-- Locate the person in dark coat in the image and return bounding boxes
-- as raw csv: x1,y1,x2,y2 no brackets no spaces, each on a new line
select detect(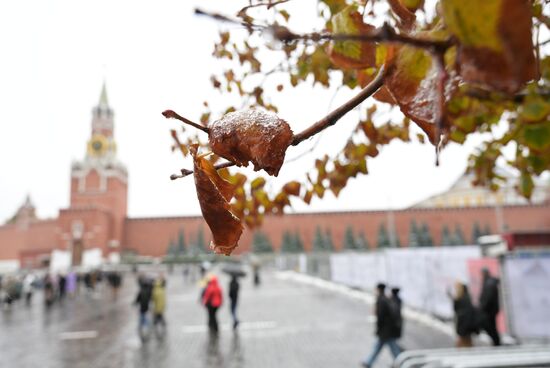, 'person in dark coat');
479,268,501,346
362,283,402,368
58,274,66,301
229,276,240,330
43,274,55,307
134,276,153,335
389,287,403,340
450,282,478,347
